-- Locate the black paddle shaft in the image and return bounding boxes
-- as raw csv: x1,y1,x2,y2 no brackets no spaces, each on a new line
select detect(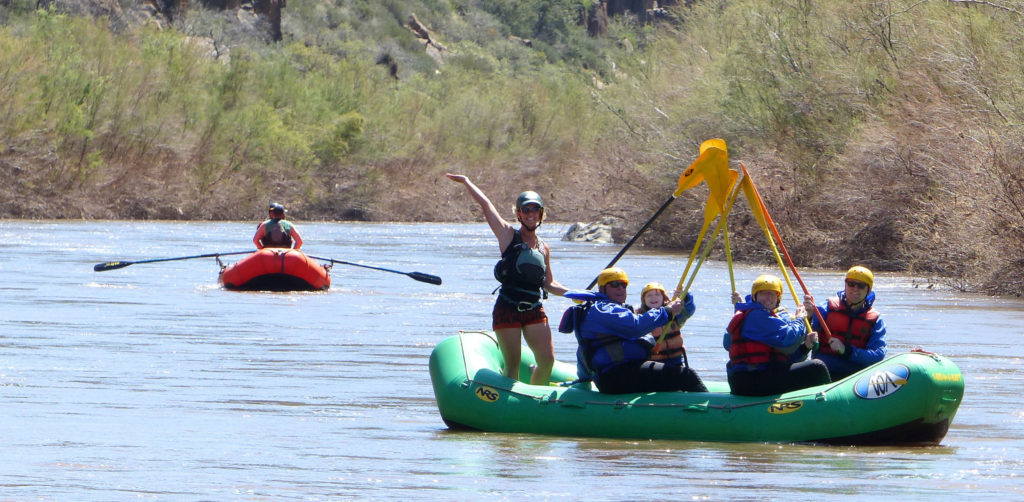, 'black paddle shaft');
305,255,442,286
93,251,254,272
585,195,677,289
